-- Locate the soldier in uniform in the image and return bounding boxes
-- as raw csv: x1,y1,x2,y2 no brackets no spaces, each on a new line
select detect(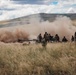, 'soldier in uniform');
55,34,60,42
74,32,76,42
71,35,74,42
62,36,68,42
42,32,49,48
49,34,52,42
44,32,48,42
37,33,42,43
